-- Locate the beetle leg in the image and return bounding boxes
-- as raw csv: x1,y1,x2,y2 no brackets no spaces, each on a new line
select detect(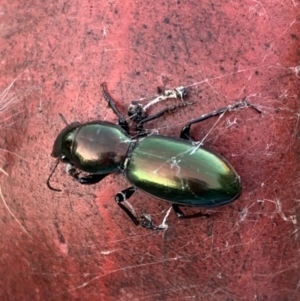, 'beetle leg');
127,101,148,123
115,186,136,202
136,102,192,137
115,187,140,226
128,86,187,123
115,187,168,230
172,204,185,218
139,215,168,231
101,82,130,134
180,100,261,140
67,164,109,184
75,174,109,185
172,204,210,219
